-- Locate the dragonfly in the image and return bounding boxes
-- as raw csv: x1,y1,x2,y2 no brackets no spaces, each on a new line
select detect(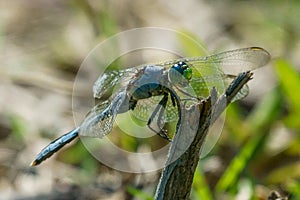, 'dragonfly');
31,47,270,166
